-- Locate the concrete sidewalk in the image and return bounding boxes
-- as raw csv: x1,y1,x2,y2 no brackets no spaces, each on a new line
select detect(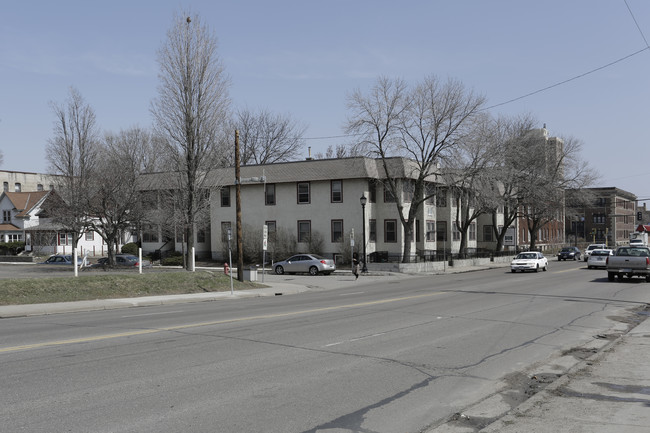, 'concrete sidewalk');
426,309,650,433
479,314,650,433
